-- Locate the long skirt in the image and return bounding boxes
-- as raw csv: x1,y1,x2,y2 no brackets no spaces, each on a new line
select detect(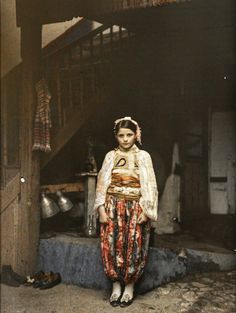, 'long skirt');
100,194,151,284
